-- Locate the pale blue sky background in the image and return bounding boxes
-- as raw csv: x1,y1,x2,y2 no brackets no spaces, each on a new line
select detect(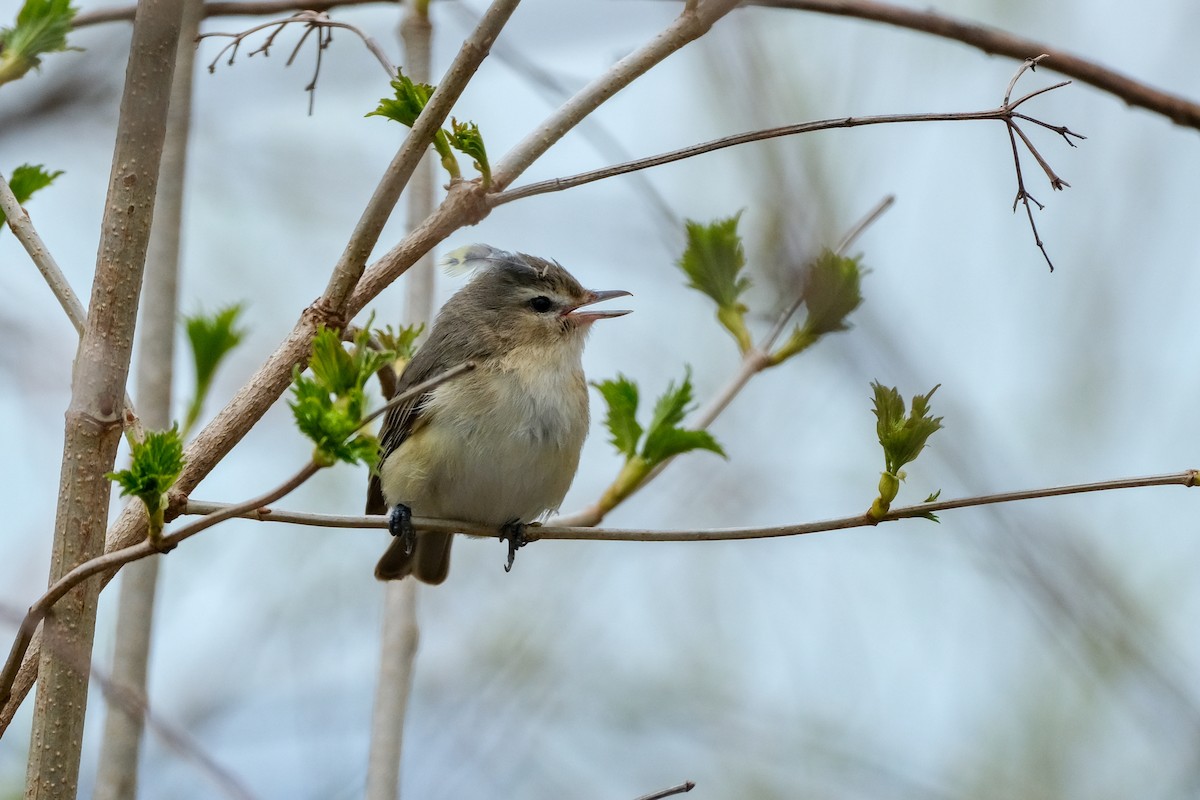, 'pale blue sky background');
1,0,1199,797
